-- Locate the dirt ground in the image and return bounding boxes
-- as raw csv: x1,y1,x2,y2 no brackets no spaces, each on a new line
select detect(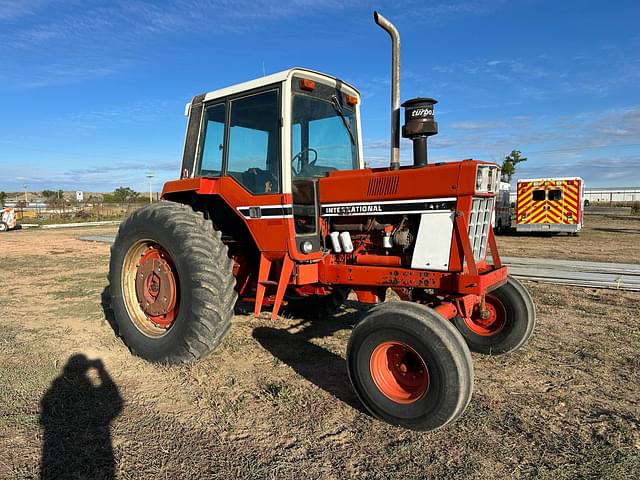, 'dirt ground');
496,214,640,264
0,222,638,479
